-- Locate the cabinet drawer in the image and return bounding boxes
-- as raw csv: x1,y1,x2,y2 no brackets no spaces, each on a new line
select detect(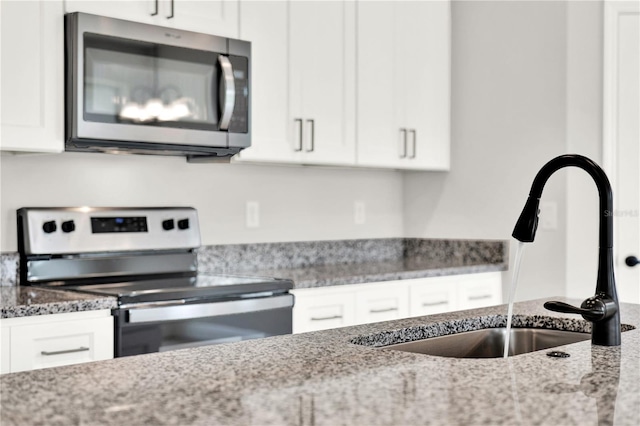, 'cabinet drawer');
355,286,409,325
409,278,457,316
292,291,356,333
457,273,502,310
9,316,113,373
